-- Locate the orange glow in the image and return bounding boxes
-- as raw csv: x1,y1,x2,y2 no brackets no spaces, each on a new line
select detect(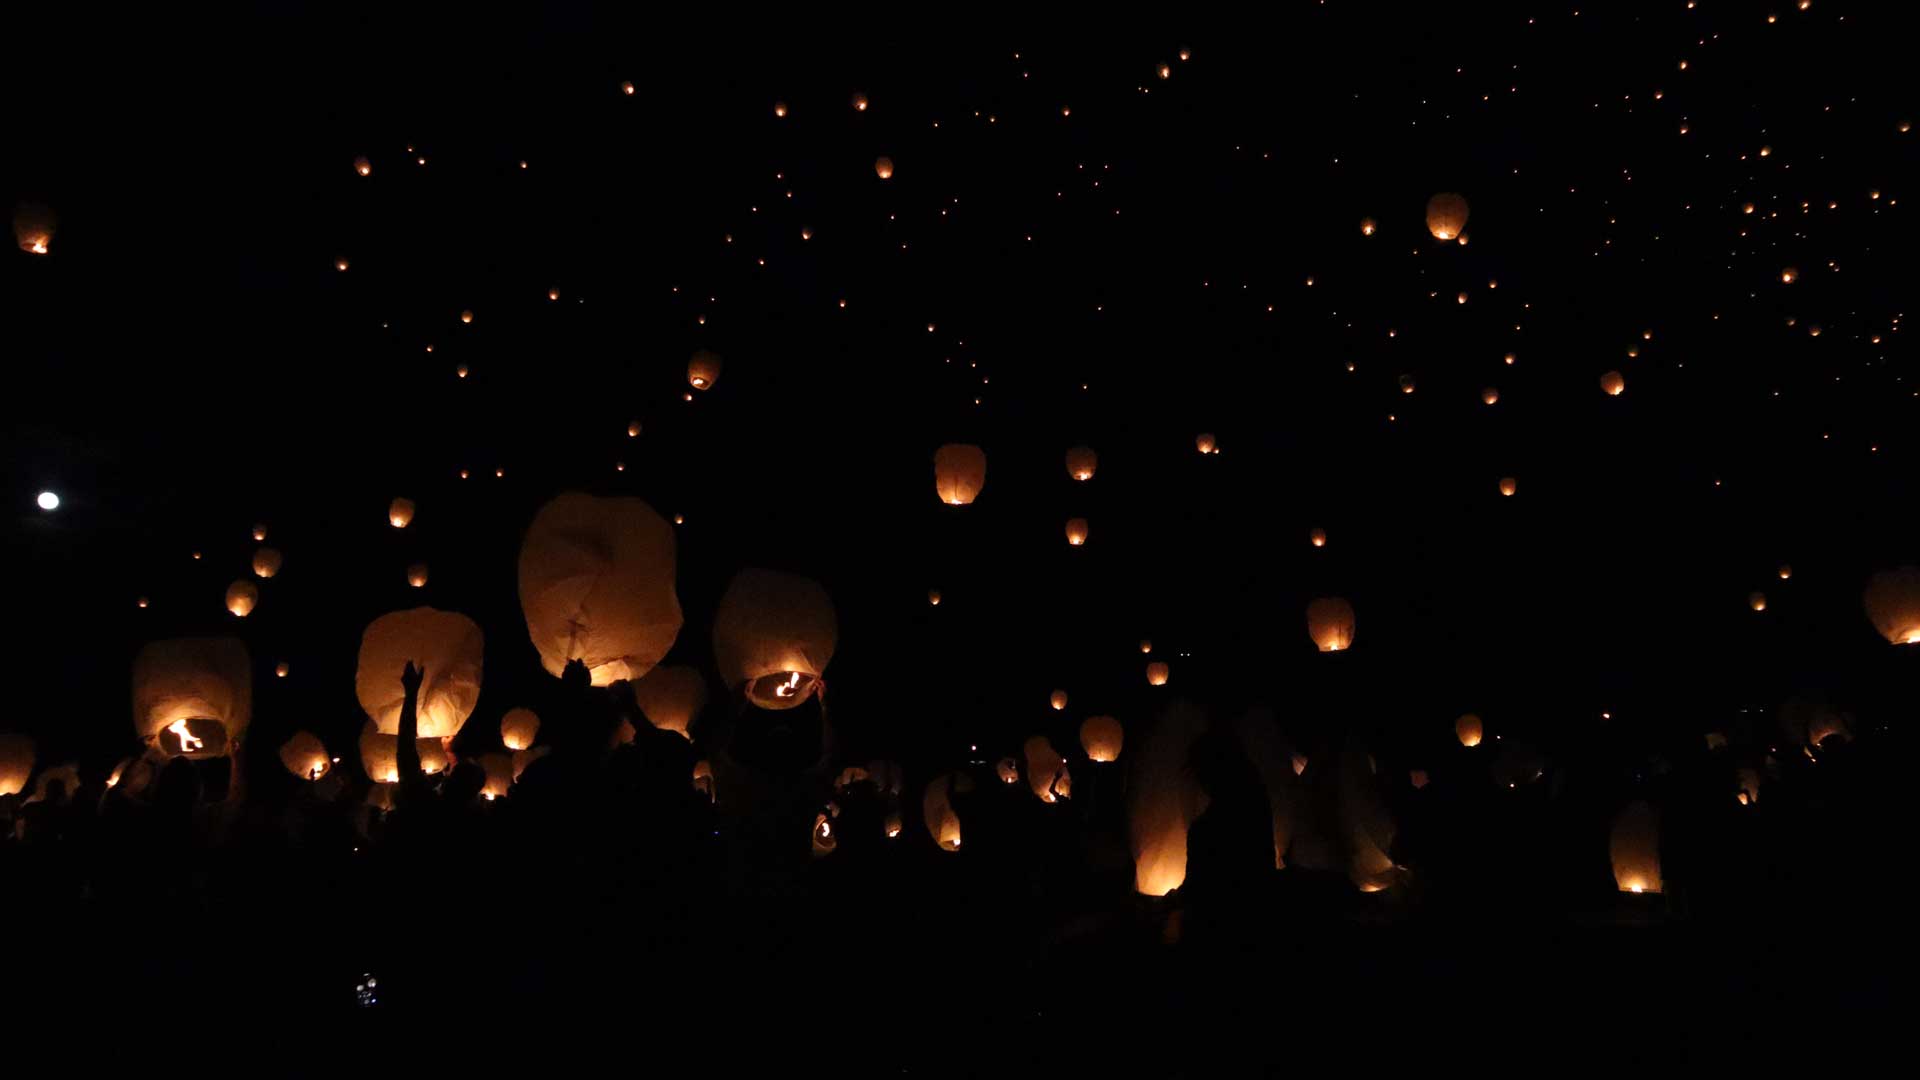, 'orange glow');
388,497,415,528
334,257,349,272
852,93,868,111
1498,477,1517,497
1139,639,1152,654
1146,661,1170,686
1310,528,1326,548
773,101,788,117
874,156,894,180
1195,433,1217,454
354,156,371,177
1360,218,1376,236
1050,690,1067,711
1482,387,1500,405
1749,591,1767,612
1455,713,1484,747
1065,517,1089,546
1306,597,1355,652
168,719,204,754
1600,370,1625,396
927,589,941,606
